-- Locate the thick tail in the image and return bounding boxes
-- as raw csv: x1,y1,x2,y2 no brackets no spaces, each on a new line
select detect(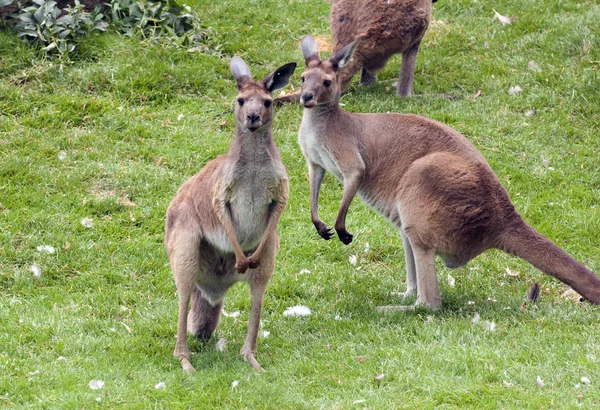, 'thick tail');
497,221,600,304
